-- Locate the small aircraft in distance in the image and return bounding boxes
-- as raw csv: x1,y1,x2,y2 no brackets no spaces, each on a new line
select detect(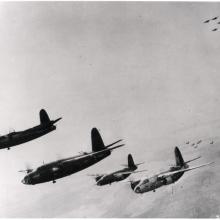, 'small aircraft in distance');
21,128,124,185
197,140,202,145
185,141,190,144
210,141,214,144
0,109,62,150
203,16,218,23
130,147,213,194
203,19,210,23
90,154,146,186
212,16,218,20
